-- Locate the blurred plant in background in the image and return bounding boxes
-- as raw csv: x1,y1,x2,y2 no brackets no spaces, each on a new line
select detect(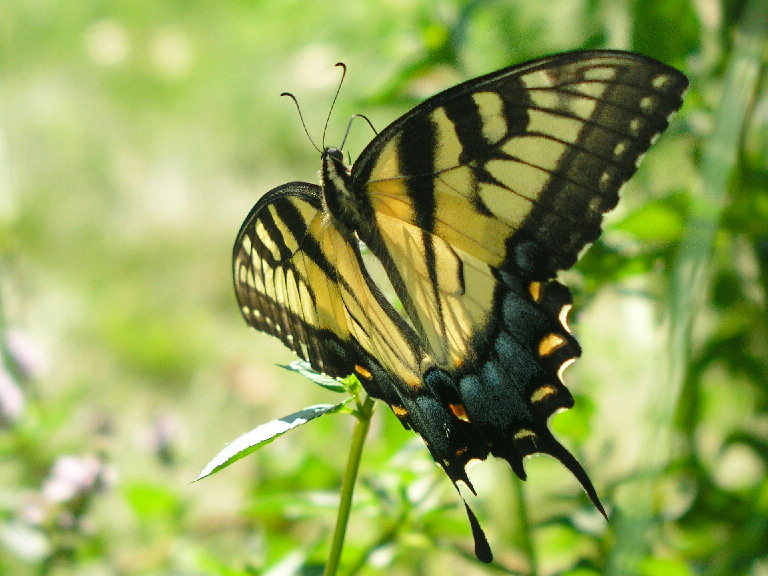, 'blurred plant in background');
1,0,767,574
